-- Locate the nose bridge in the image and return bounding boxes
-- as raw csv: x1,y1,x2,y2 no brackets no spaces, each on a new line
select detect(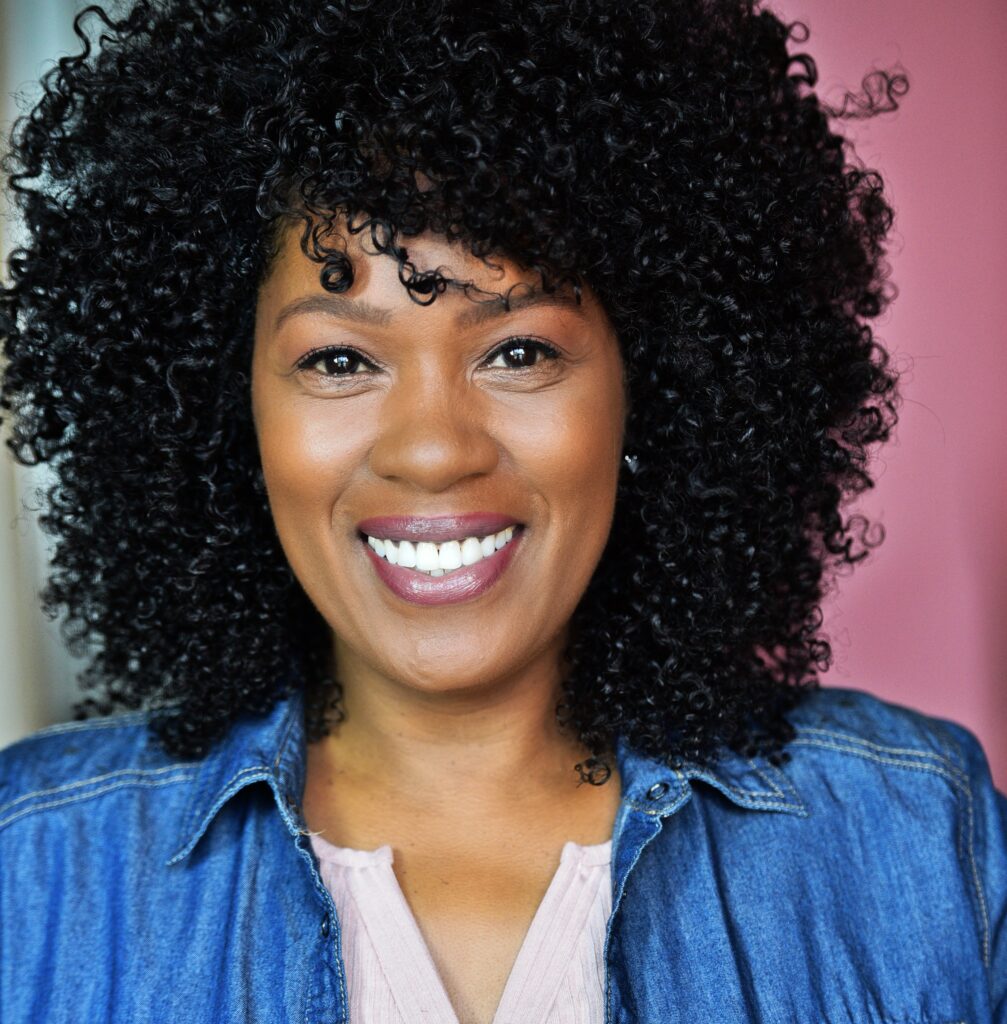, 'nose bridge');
369,359,498,491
